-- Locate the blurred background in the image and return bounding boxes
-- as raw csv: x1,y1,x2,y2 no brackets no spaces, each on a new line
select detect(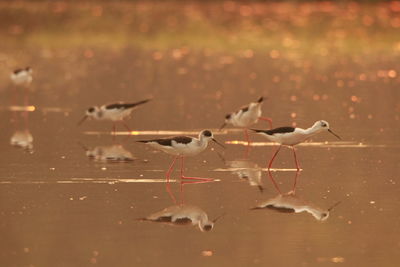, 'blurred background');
0,1,399,267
